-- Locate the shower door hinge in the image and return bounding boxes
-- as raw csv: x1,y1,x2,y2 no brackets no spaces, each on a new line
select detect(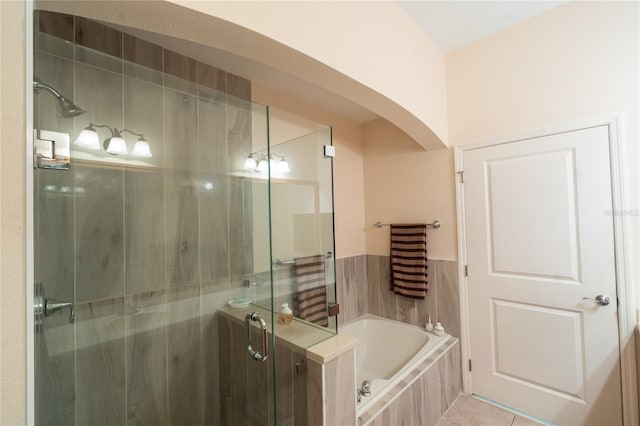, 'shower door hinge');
468,359,472,371
464,265,468,277
327,302,340,317
34,129,71,170
457,170,464,183
324,145,336,158
295,359,307,376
